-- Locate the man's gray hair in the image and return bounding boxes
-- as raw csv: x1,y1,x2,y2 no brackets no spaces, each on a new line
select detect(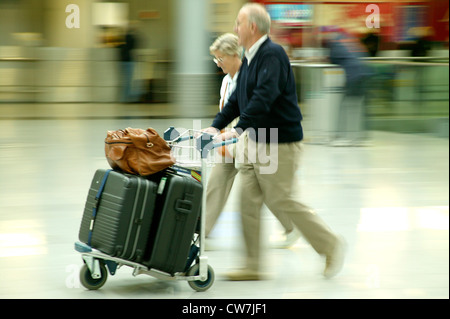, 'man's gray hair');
242,3,271,35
